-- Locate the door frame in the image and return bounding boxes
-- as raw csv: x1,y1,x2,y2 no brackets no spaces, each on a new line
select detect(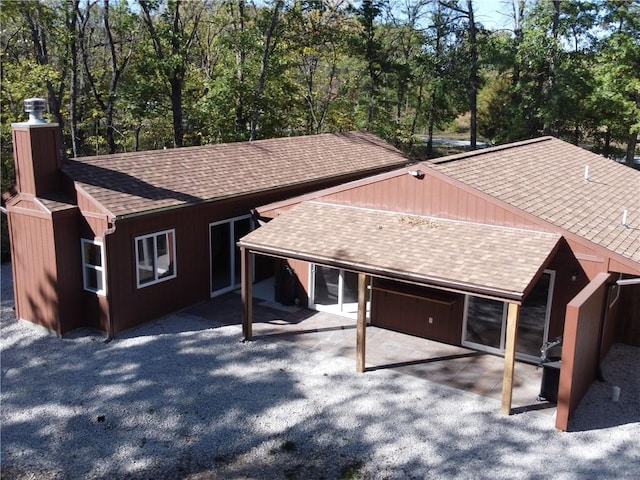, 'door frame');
209,214,254,297
308,263,371,318
462,270,556,362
